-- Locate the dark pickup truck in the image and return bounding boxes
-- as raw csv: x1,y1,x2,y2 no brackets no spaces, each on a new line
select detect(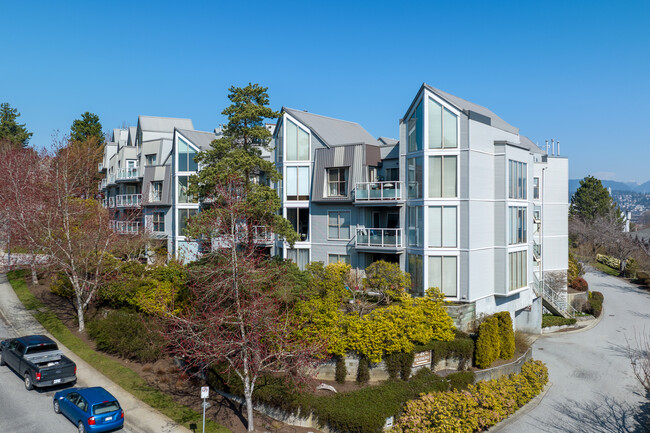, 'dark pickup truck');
0,335,77,390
